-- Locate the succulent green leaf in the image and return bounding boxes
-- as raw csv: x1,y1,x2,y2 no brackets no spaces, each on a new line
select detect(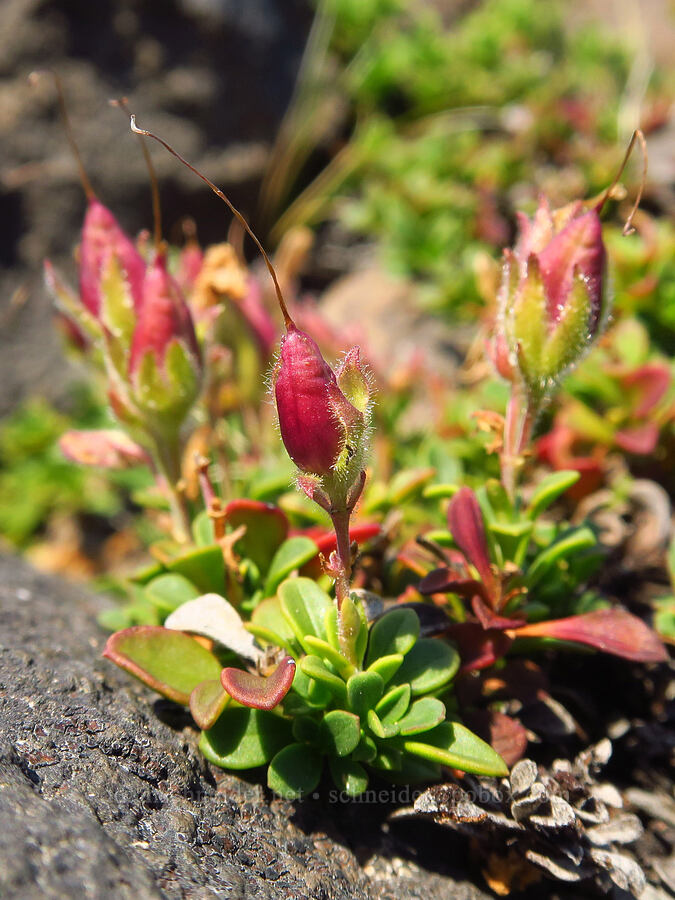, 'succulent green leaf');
329,757,369,797
387,468,436,505
292,664,333,708
347,671,384,718
352,734,377,763
422,483,460,500
397,697,446,735
366,708,399,739
303,635,355,678
401,721,508,777
390,638,459,696
200,707,291,769
292,715,321,745
366,608,420,665
391,755,442,783
367,653,404,684
189,679,229,730
320,710,361,757
279,577,331,652
192,510,215,546
371,748,403,771
340,595,368,666
268,743,322,799
103,626,223,705
526,526,596,589
225,500,289,573
375,684,411,724
167,545,225,595
300,655,348,704
527,470,581,519
264,538,319,596
144,573,200,614
249,596,298,652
